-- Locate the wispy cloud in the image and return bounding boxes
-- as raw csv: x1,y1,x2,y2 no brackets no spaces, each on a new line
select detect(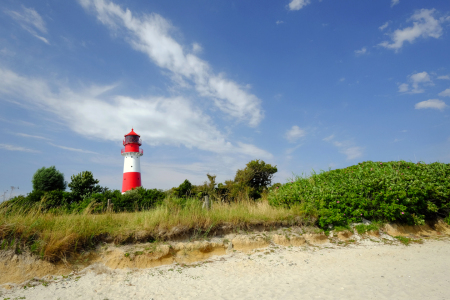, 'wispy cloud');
379,22,390,31
415,99,447,111
285,126,306,143
191,43,202,54
438,88,450,97
391,0,400,8
16,133,50,140
287,0,311,11
79,0,263,127
322,135,363,160
437,75,450,80
0,143,40,153
4,5,49,44
379,9,444,52
48,142,98,154
276,20,284,25
354,47,367,56
0,67,272,159
398,71,432,94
